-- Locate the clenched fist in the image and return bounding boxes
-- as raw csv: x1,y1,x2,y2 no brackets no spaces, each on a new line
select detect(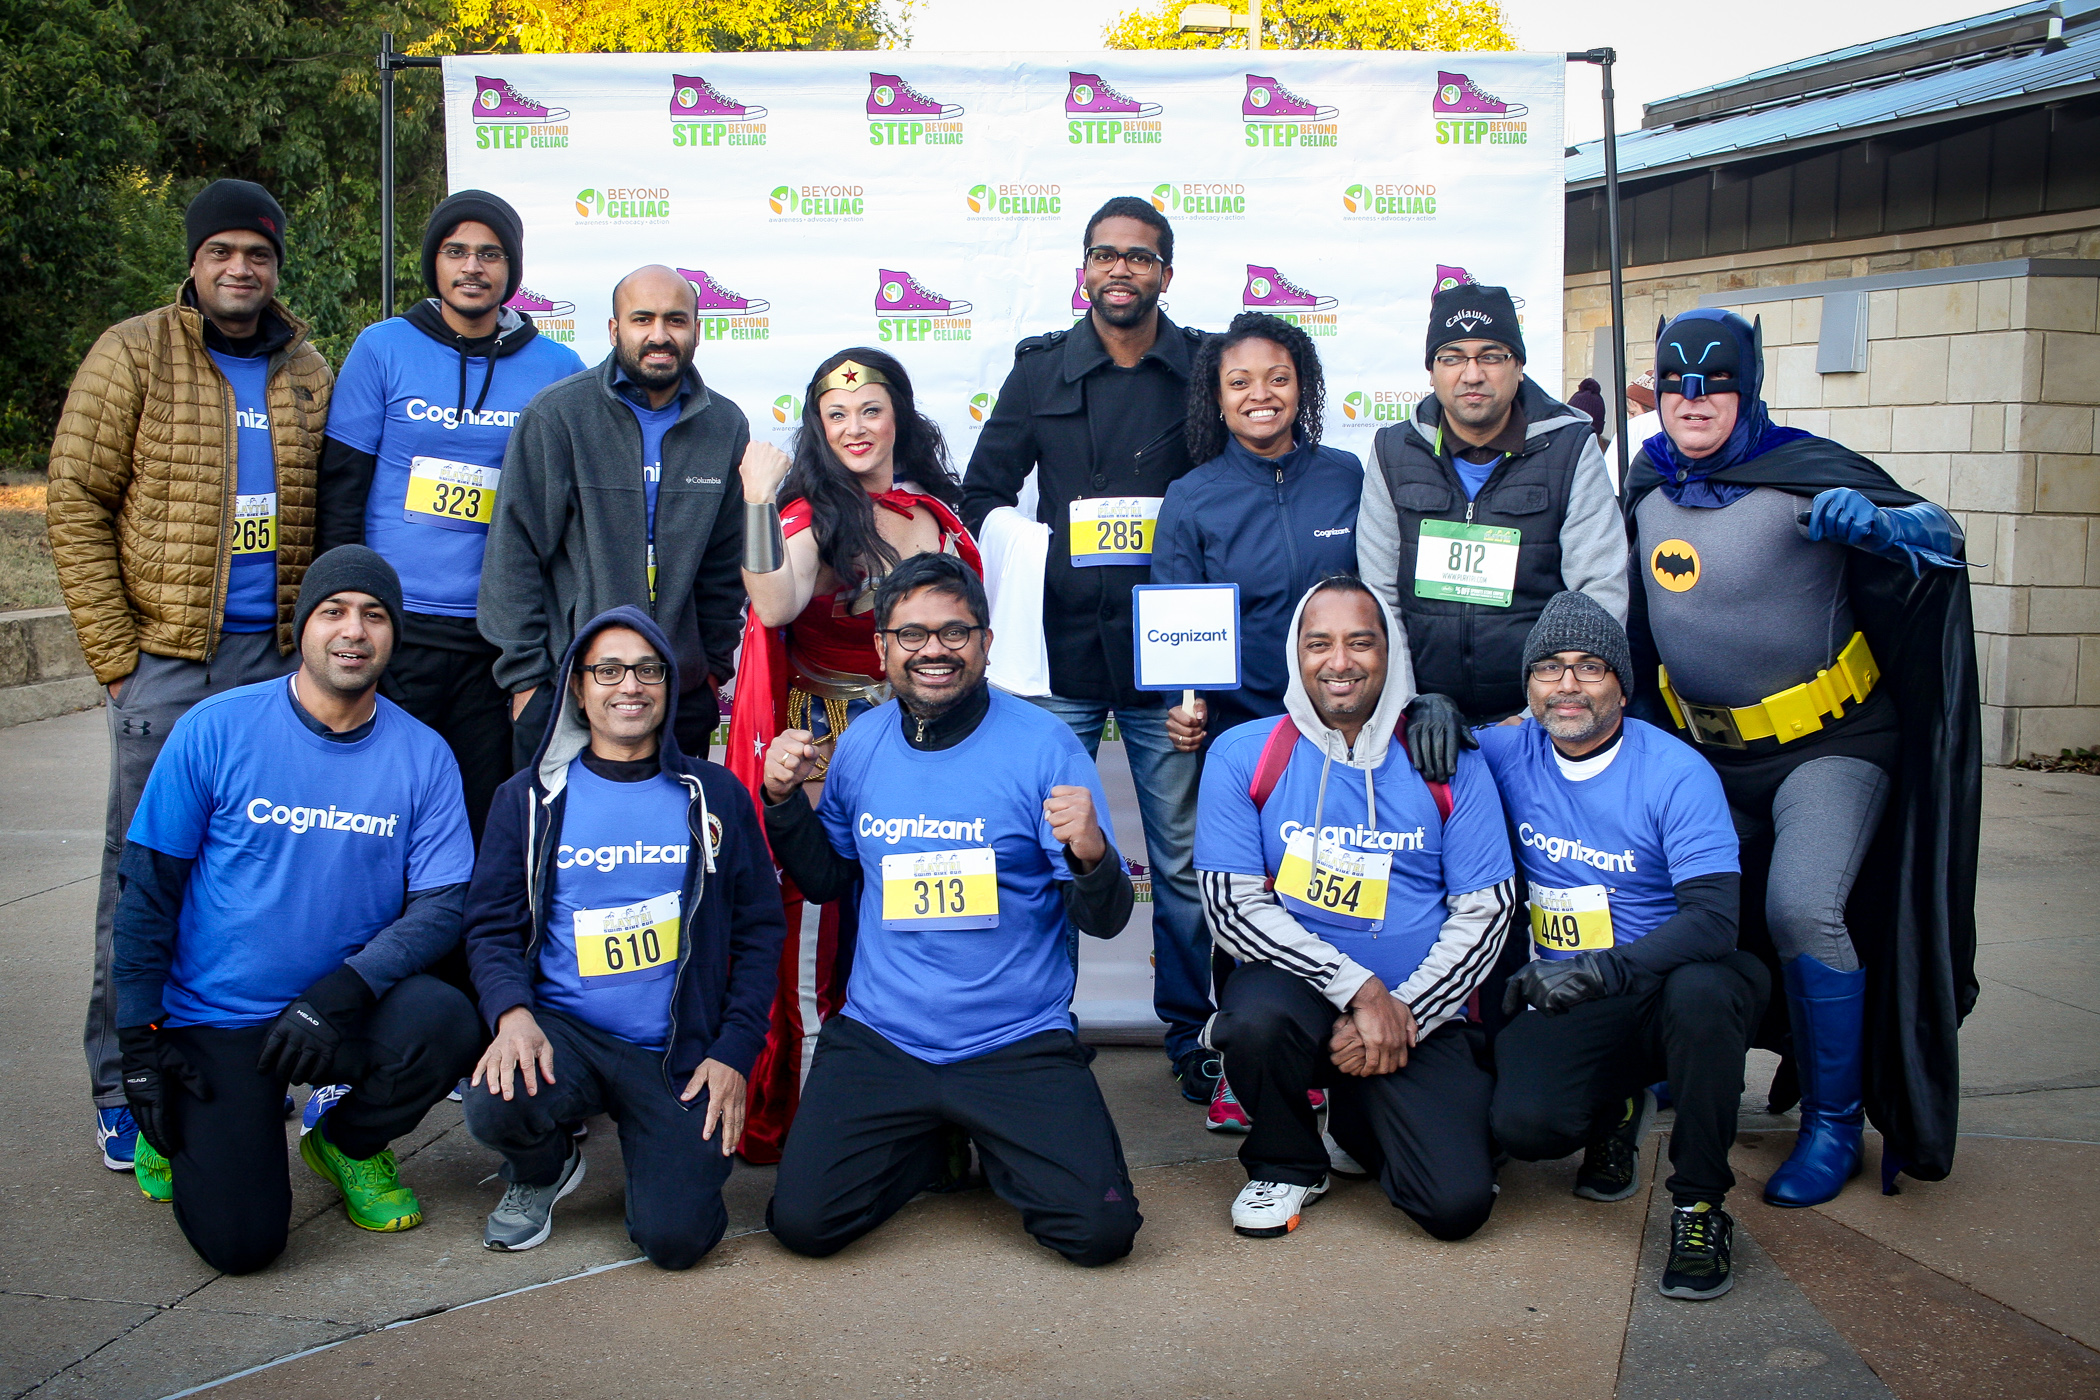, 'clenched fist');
1043,784,1106,870
763,728,821,803
740,440,794,504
